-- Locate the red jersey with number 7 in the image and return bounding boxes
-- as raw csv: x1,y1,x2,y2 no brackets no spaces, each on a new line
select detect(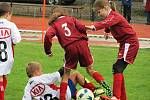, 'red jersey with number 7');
44,16,88,54
93,10,138,44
